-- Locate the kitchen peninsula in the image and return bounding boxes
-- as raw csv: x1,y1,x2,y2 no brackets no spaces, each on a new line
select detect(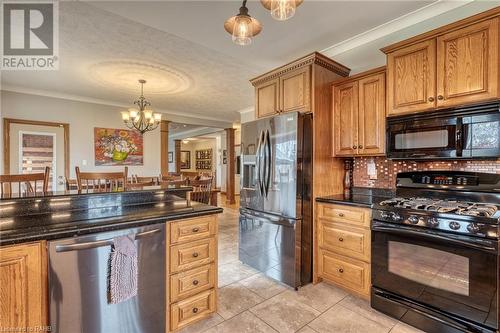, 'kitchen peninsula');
0,185,222,332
